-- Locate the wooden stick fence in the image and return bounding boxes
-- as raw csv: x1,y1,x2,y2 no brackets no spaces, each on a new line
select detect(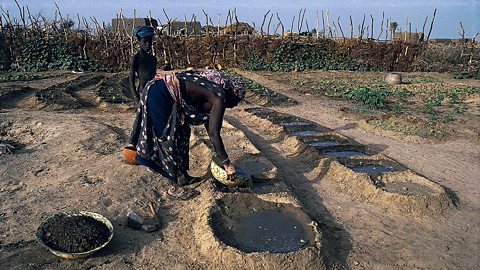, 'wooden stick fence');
0,3,476,73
